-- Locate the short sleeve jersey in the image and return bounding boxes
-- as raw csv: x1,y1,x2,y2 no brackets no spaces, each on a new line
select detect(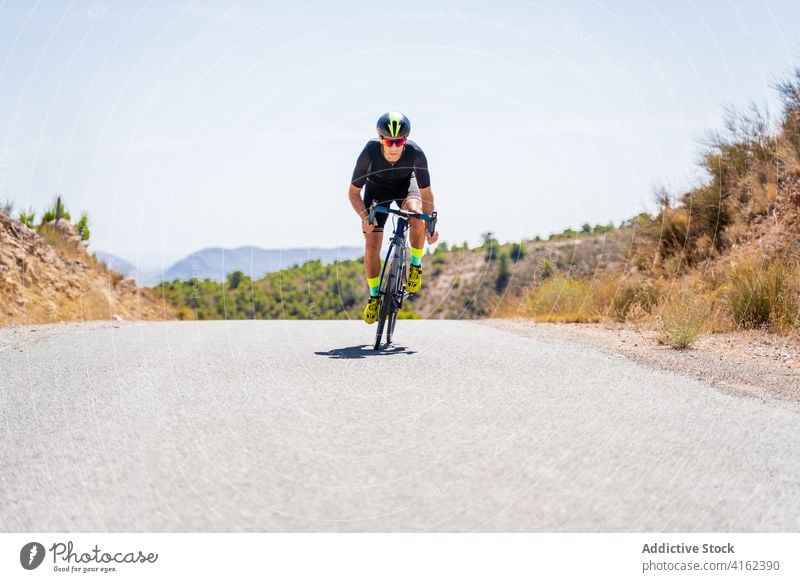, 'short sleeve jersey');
350,139,431,194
